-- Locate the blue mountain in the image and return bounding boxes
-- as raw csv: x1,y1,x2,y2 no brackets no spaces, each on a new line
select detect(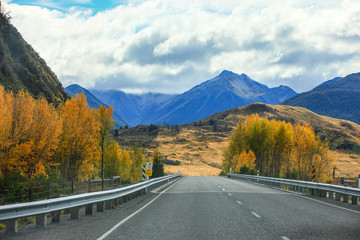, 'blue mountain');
138,70,297,125
65,84,128,127
89,89,175,126
282,72,360,124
